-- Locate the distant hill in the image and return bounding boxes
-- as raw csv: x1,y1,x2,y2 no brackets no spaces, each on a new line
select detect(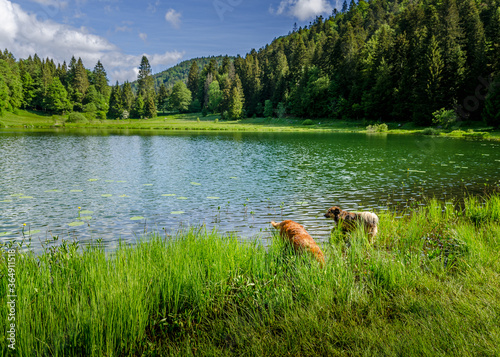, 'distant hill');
152,56,230,89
